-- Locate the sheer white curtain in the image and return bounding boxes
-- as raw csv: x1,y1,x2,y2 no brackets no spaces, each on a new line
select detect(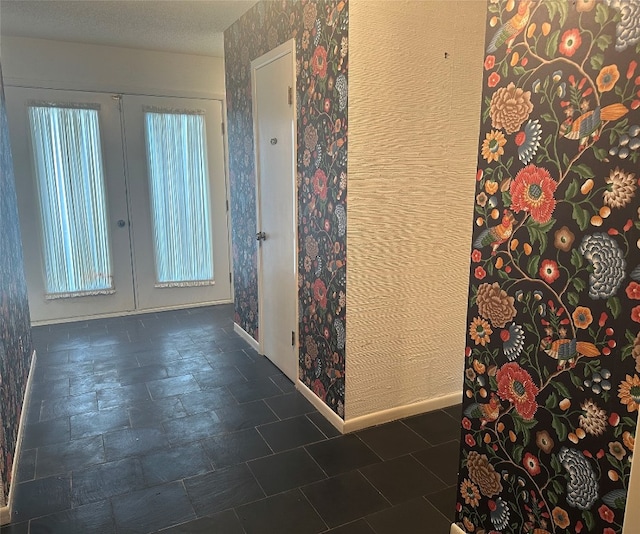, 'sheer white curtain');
29,104,113,298
144,110,214,286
